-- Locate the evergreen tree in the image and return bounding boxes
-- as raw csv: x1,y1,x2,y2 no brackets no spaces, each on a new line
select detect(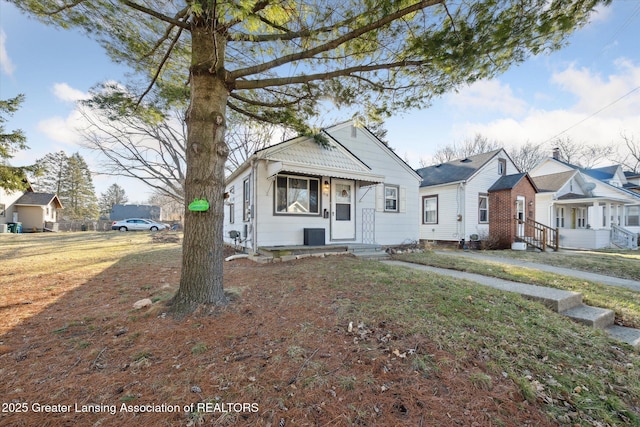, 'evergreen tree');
35,151,67,195
36,151,99,220
61,153,99,220
0,94,31,191
99,183,128,218
12,0,612,315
